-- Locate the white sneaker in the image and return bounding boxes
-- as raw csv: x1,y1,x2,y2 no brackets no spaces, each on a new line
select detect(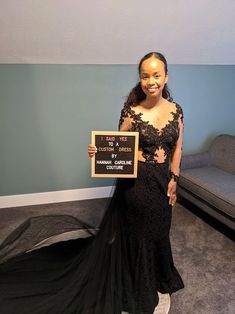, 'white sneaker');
153,292,171,314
